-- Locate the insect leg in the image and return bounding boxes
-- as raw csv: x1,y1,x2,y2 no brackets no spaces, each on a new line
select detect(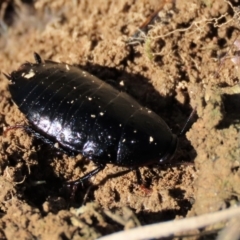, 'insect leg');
67,163,106,187
33,52,42,64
